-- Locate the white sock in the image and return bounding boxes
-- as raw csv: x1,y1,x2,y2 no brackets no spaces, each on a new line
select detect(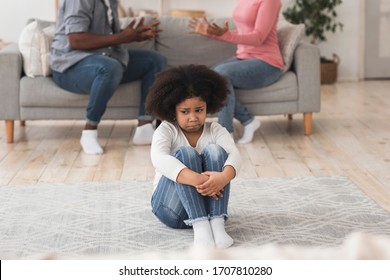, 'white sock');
210,217,233,249
237,118,260,144
192,220,215,248
80,130,103,154
133,123,155,145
